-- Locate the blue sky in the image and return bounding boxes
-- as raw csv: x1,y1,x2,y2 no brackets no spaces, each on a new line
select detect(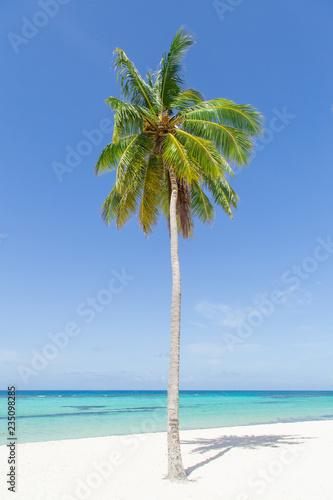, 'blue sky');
1,0,332,390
